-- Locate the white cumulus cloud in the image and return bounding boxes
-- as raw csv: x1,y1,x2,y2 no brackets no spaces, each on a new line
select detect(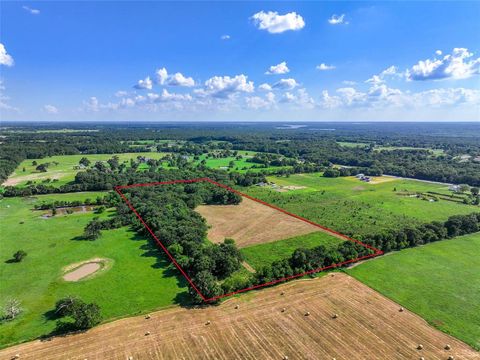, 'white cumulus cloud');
199,74,254,98
328,14,348,25
406,48,480,81
221,35,231,40
43,105,58,114
134,76,153,90
258,83,272,91
0,44,14,67
316,63,336,71
266,61,290,75
251,11,305,34
155,67,195,87
272,78,299,90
